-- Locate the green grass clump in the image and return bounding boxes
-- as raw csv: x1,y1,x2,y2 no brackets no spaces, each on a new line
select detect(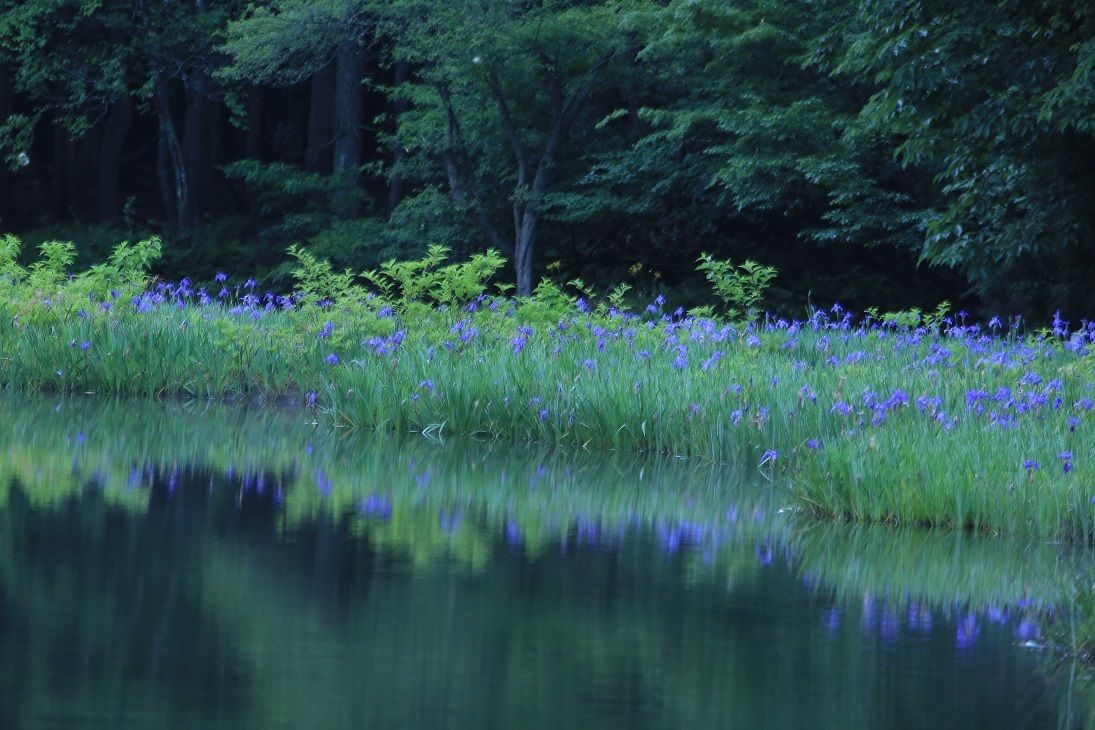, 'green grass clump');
3,236,1095,539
